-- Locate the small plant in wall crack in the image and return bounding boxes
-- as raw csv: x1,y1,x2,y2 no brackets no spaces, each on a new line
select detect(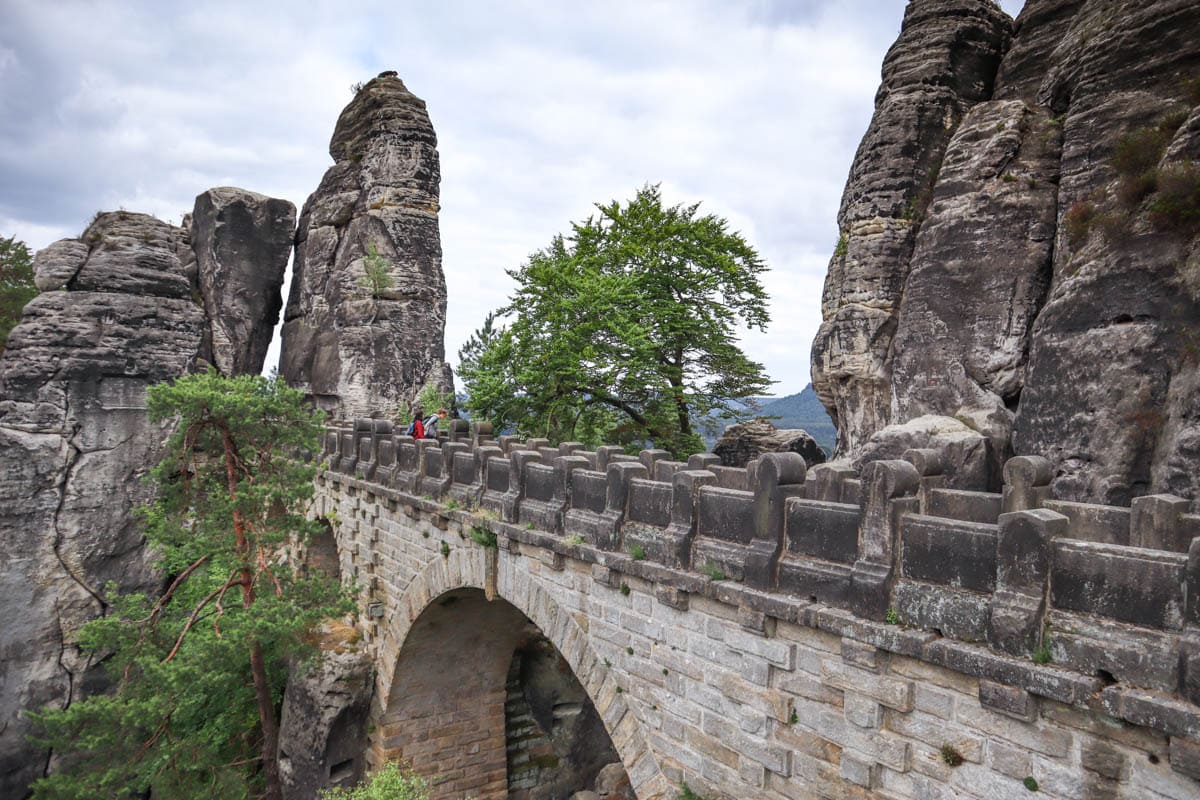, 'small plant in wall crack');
467,524,497,549
620,582,631,596
885,608,900,626
440,541,451,558
700,563,726,582
1023,776,1039,792
564,534,584,546
939,744,964,767
628,544,646,561
676,783,710,800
